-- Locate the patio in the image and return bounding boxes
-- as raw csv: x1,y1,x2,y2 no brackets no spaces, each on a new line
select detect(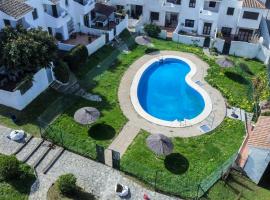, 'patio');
63,33,99,46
